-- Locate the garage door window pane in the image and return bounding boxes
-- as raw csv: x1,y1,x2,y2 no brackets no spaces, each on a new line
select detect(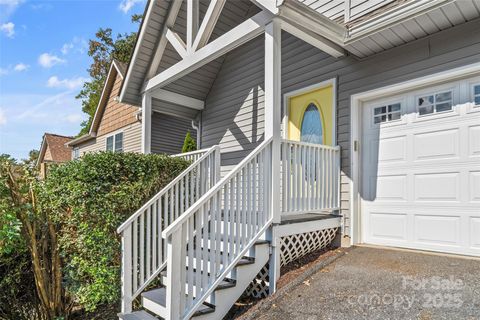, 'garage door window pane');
418,91,452,115
374,103,401,124
474,85,480,106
